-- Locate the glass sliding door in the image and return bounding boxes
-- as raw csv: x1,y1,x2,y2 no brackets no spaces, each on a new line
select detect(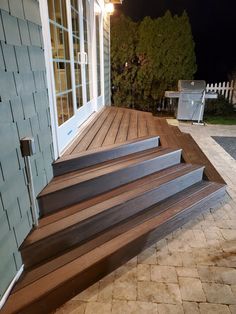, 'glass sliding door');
48,0,74,126
82,0,92,103
45,0,99,154
94,1,104,108
96,13,101,97
70,0,83,109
